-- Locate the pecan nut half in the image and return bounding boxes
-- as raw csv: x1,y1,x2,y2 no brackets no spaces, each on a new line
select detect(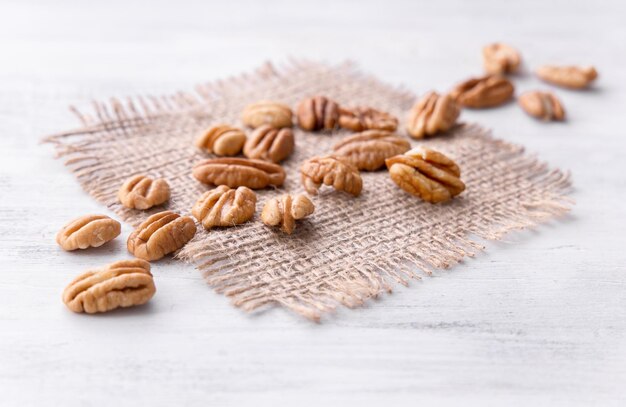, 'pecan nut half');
518,91,565,121
243,125,294,163
482,43,521,75
56,214,121,251
261,194,314,234
192,157,286,189
450,75,515,108
300,156,362,197
62,259,156,314
385,147,465,203
296,95,340,131
127,211,197,261
192,186,257,229
535,65,598,89
118,175,170,210
406,92,461,139
241,100,293,128
338,106,398,132
332,130,410,171
195,124,246,156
